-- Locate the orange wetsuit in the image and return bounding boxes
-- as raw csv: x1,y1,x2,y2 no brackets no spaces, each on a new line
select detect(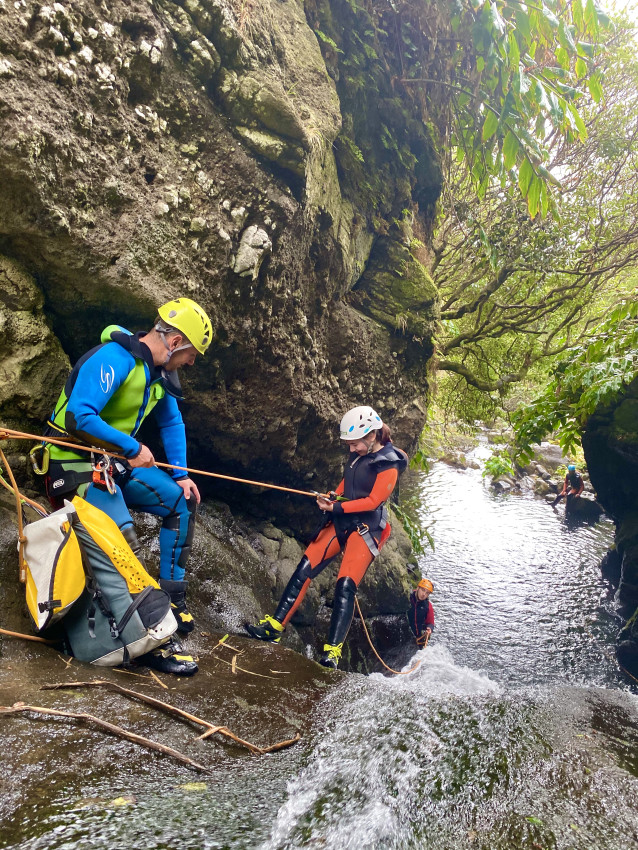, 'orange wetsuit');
273,443,408,648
